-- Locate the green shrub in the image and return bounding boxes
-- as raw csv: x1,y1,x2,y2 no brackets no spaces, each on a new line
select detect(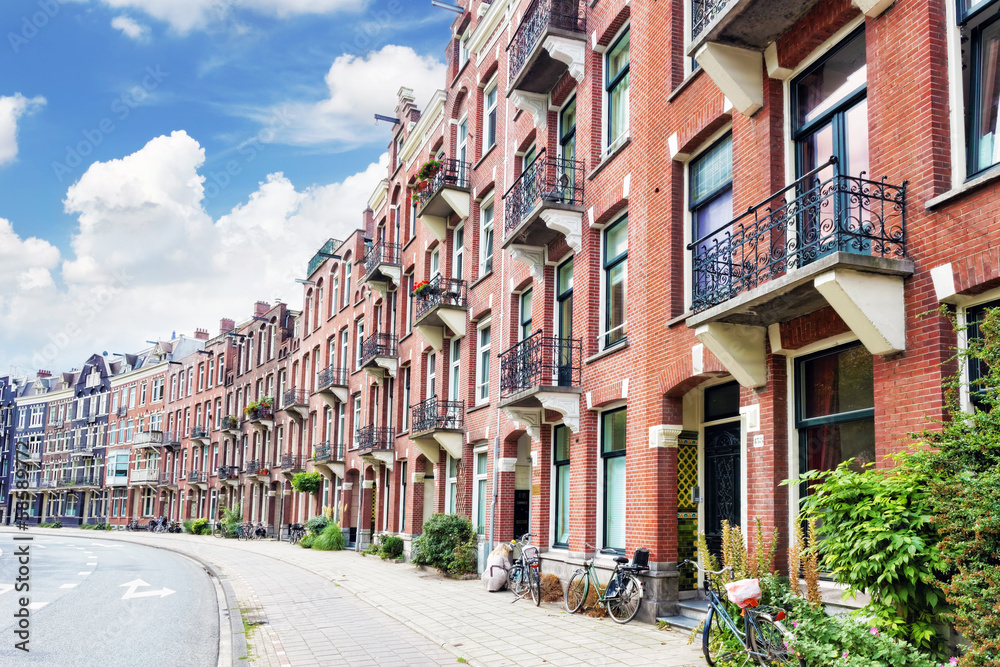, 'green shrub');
192,518,209,535
305,514,329,536
299,535,315,549
182,519,195,534
220,505,242,538
381,535,404,560
291,472,322,494
411,514,476,574
312,523,345,551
